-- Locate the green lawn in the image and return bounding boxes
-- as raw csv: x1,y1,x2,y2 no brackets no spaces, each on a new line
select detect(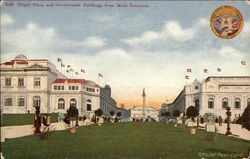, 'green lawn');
1,113,59,127
1,122,249,159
